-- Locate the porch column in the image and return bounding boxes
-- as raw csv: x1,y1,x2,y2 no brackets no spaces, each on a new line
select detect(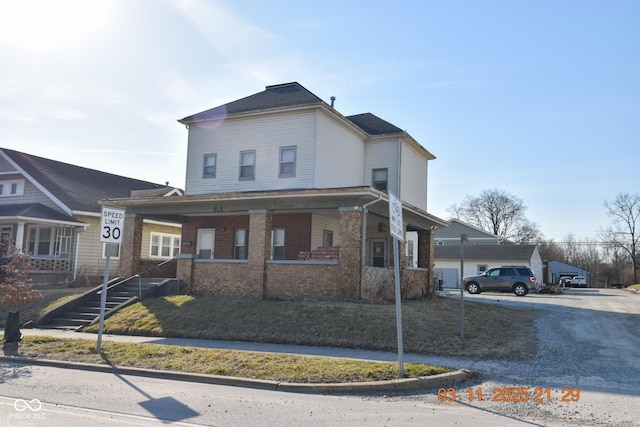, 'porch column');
247,209,272,298
118,214,143,277
418,230,435,296
339,207,362,300
15,221,26,250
